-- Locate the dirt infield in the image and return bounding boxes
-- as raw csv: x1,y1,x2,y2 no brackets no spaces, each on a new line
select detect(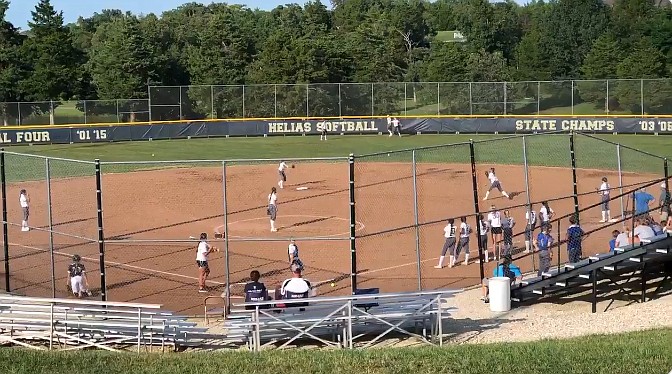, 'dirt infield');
0,161,657,315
